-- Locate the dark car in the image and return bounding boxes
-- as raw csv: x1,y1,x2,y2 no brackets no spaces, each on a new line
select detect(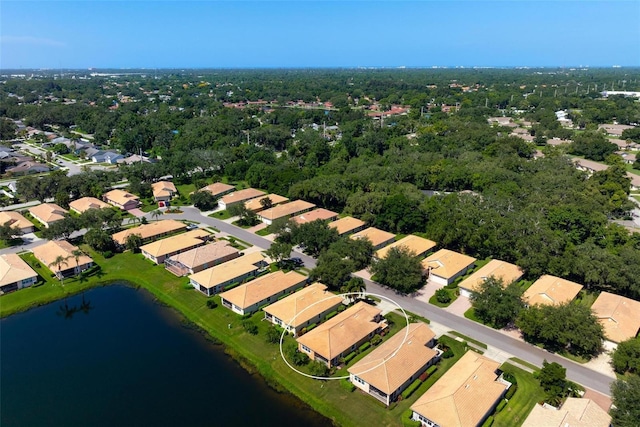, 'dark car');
290,257,304,266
